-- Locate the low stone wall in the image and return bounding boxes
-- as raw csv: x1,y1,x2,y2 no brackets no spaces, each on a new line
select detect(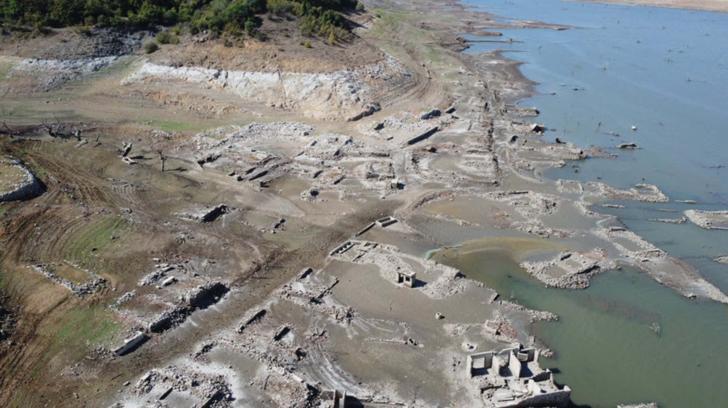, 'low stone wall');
0,161,45,202
511,388,571,408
